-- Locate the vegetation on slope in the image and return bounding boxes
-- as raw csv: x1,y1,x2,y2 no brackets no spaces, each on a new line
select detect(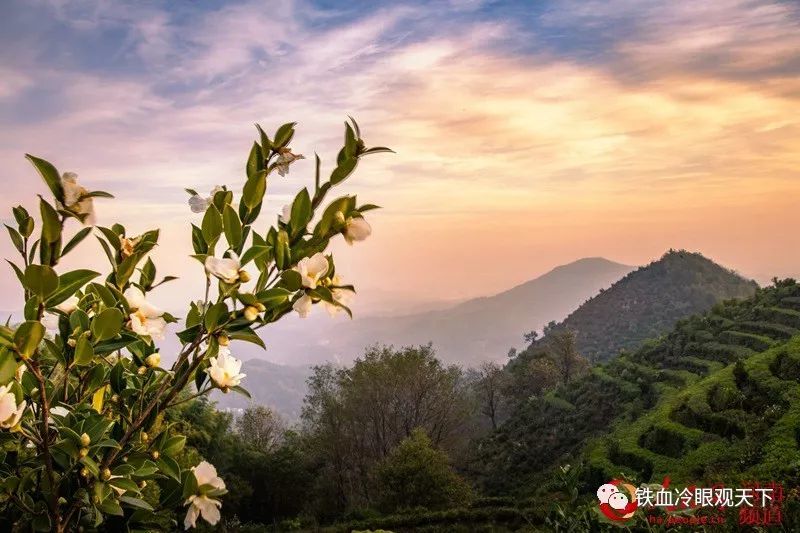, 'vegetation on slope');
535,250,758,363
